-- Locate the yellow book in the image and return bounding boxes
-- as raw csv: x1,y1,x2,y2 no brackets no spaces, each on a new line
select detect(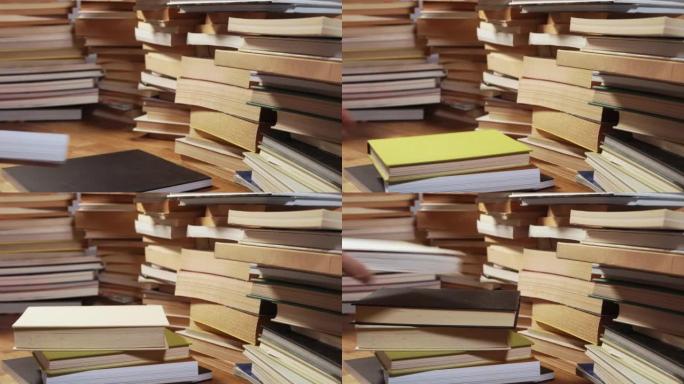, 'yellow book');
367,130,531,182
